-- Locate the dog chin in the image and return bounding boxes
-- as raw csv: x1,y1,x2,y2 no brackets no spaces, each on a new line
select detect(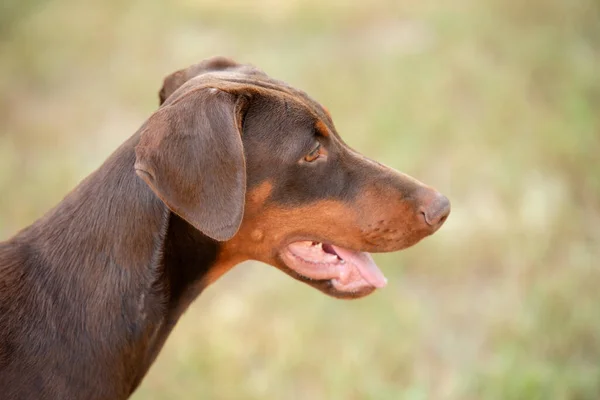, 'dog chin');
277,268,377,299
